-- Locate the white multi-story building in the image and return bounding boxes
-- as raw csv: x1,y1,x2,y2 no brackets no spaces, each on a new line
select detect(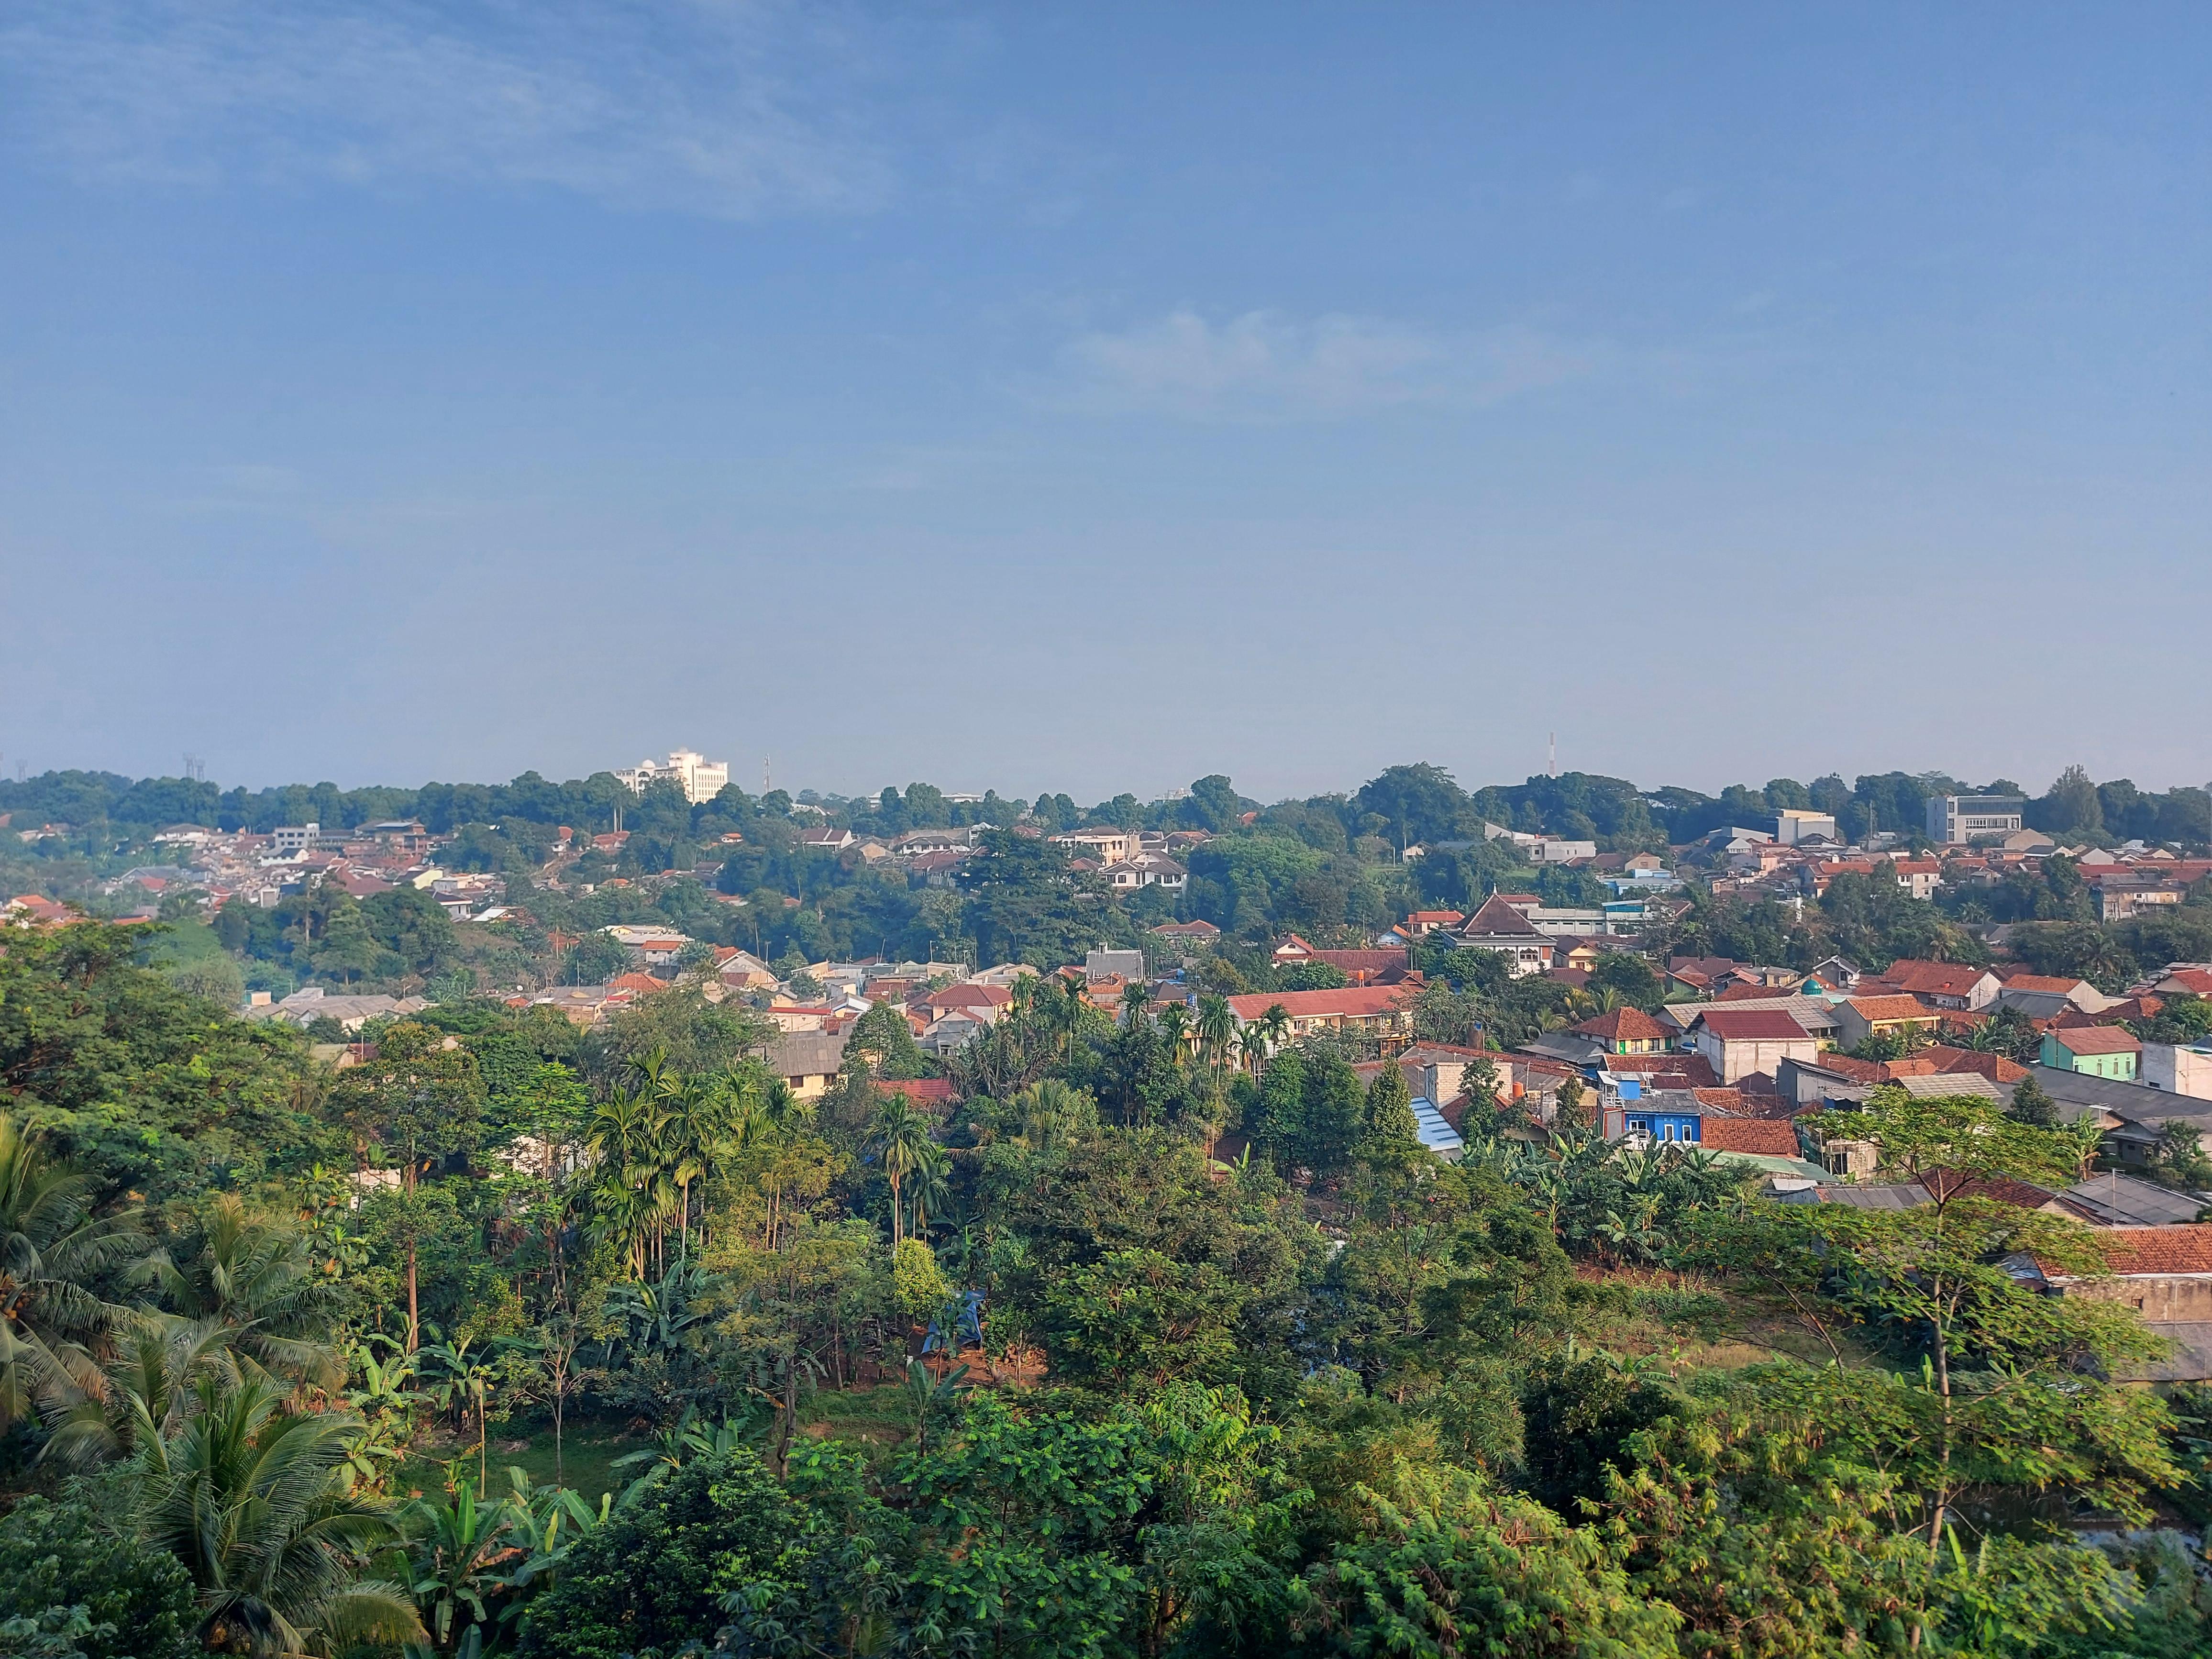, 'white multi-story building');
616,749,731,805
1924,794,2024,845
1773,808,1839,845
